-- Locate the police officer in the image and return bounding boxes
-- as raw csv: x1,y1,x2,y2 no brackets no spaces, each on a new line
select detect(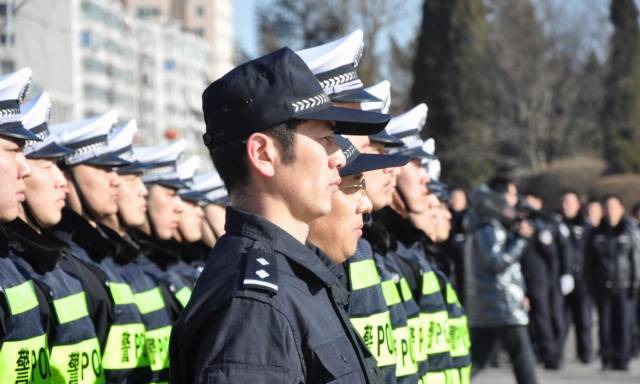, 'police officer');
6,92,109,383
586,194,640,370
519,192,567,370
445,188,468,296
558,190,593,363
0,67,52,384
308,134,409,383
170,47,390,383
465,177,537,384
98,123,177,383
